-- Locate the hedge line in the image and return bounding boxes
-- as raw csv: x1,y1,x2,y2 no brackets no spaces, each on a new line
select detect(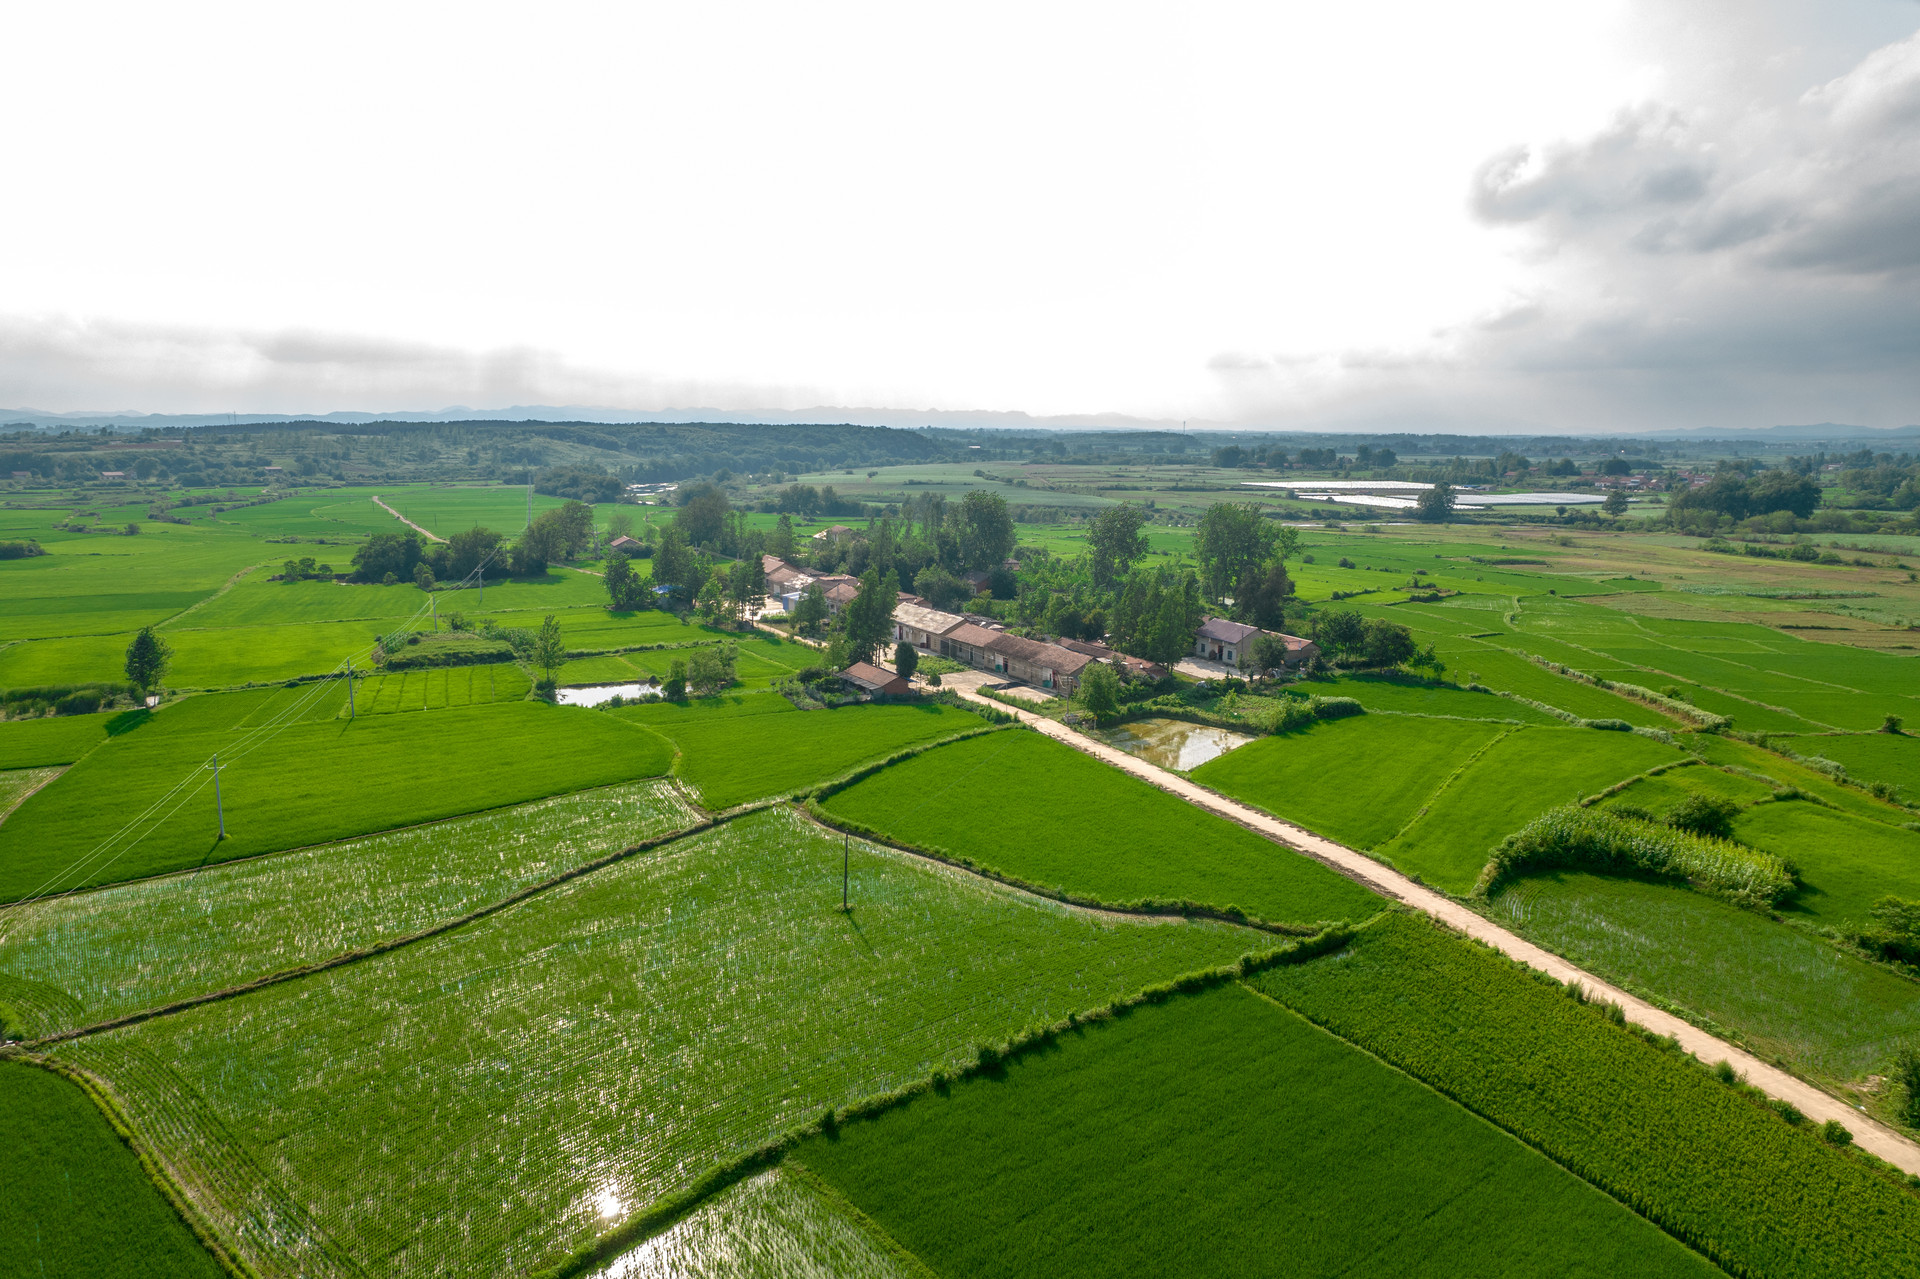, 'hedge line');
1474,804,1796,910
1522,653,1733,731
529,930,1354,1279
